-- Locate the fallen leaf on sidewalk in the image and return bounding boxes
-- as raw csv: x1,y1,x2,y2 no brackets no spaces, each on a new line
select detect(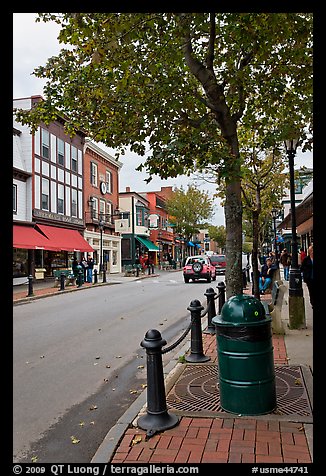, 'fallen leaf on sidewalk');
70,436,80,444
131,435,142,446
137,365,144,369
89,405,98,410
129,389,138,394
31,456,38,463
